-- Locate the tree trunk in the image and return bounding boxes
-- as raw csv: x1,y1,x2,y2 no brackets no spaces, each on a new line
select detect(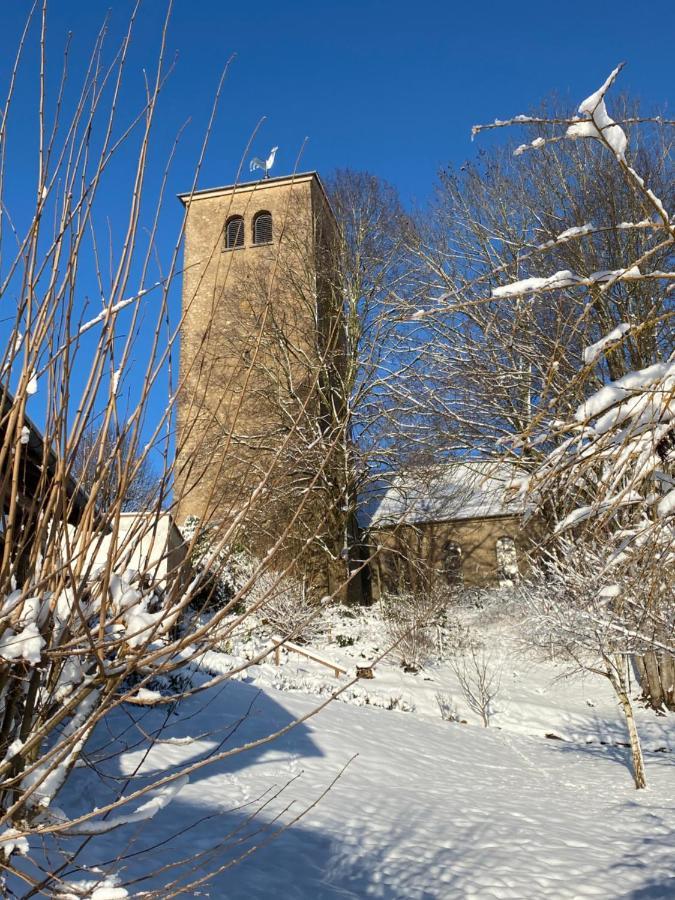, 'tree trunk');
632,650,675,712
608,658,647,790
